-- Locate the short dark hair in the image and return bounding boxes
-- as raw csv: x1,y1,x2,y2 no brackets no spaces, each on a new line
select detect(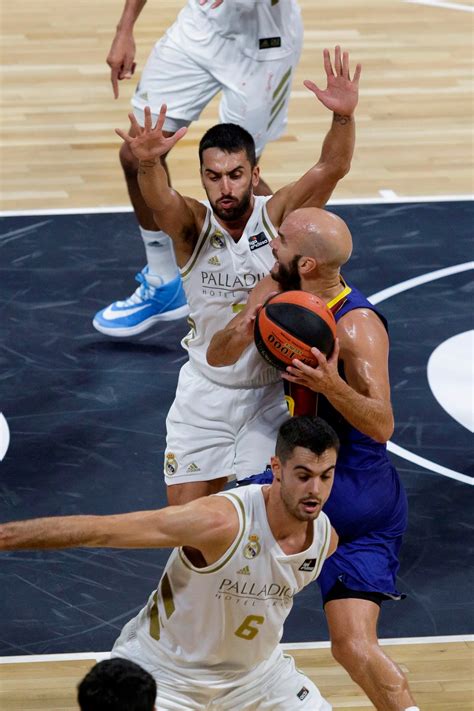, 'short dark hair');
199,123,257,167
77,658,156,711
276,416,340,463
